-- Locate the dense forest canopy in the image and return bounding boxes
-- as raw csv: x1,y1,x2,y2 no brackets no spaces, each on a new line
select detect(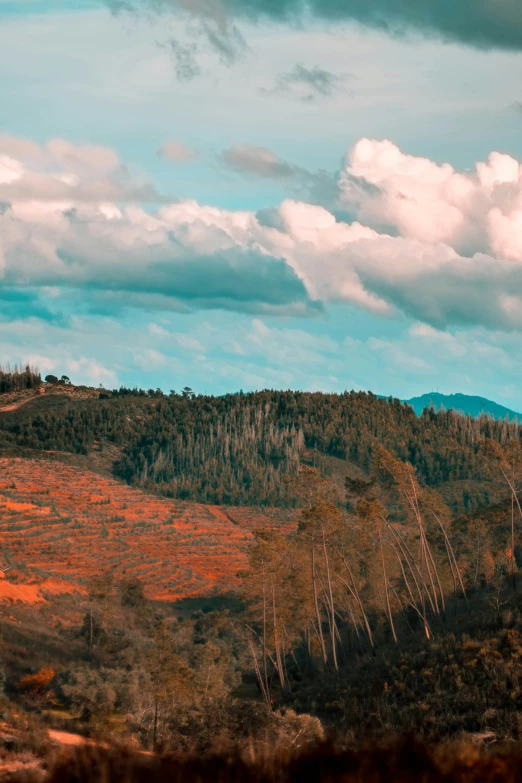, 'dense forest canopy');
2,388,520,508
